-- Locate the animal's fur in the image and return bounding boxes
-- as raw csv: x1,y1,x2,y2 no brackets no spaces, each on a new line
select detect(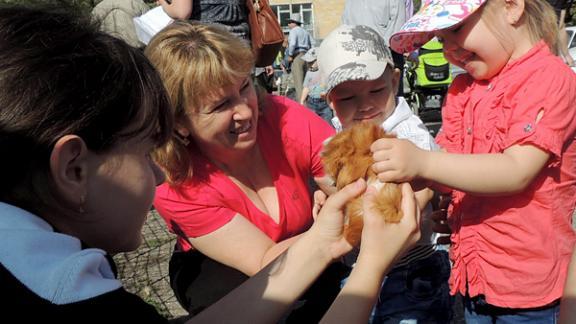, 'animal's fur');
322,123,403,246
